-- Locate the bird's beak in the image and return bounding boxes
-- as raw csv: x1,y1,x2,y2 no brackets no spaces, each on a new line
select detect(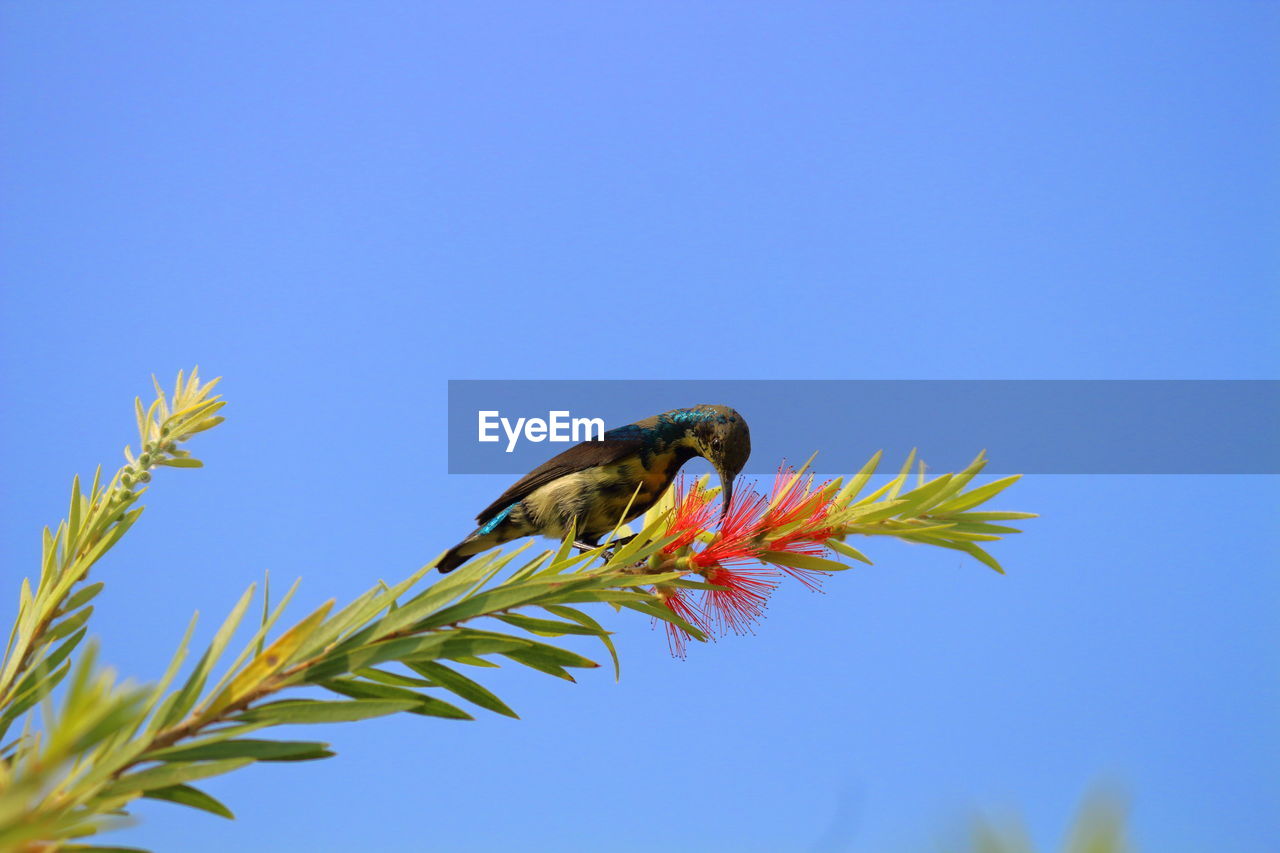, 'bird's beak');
717,468,734,518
